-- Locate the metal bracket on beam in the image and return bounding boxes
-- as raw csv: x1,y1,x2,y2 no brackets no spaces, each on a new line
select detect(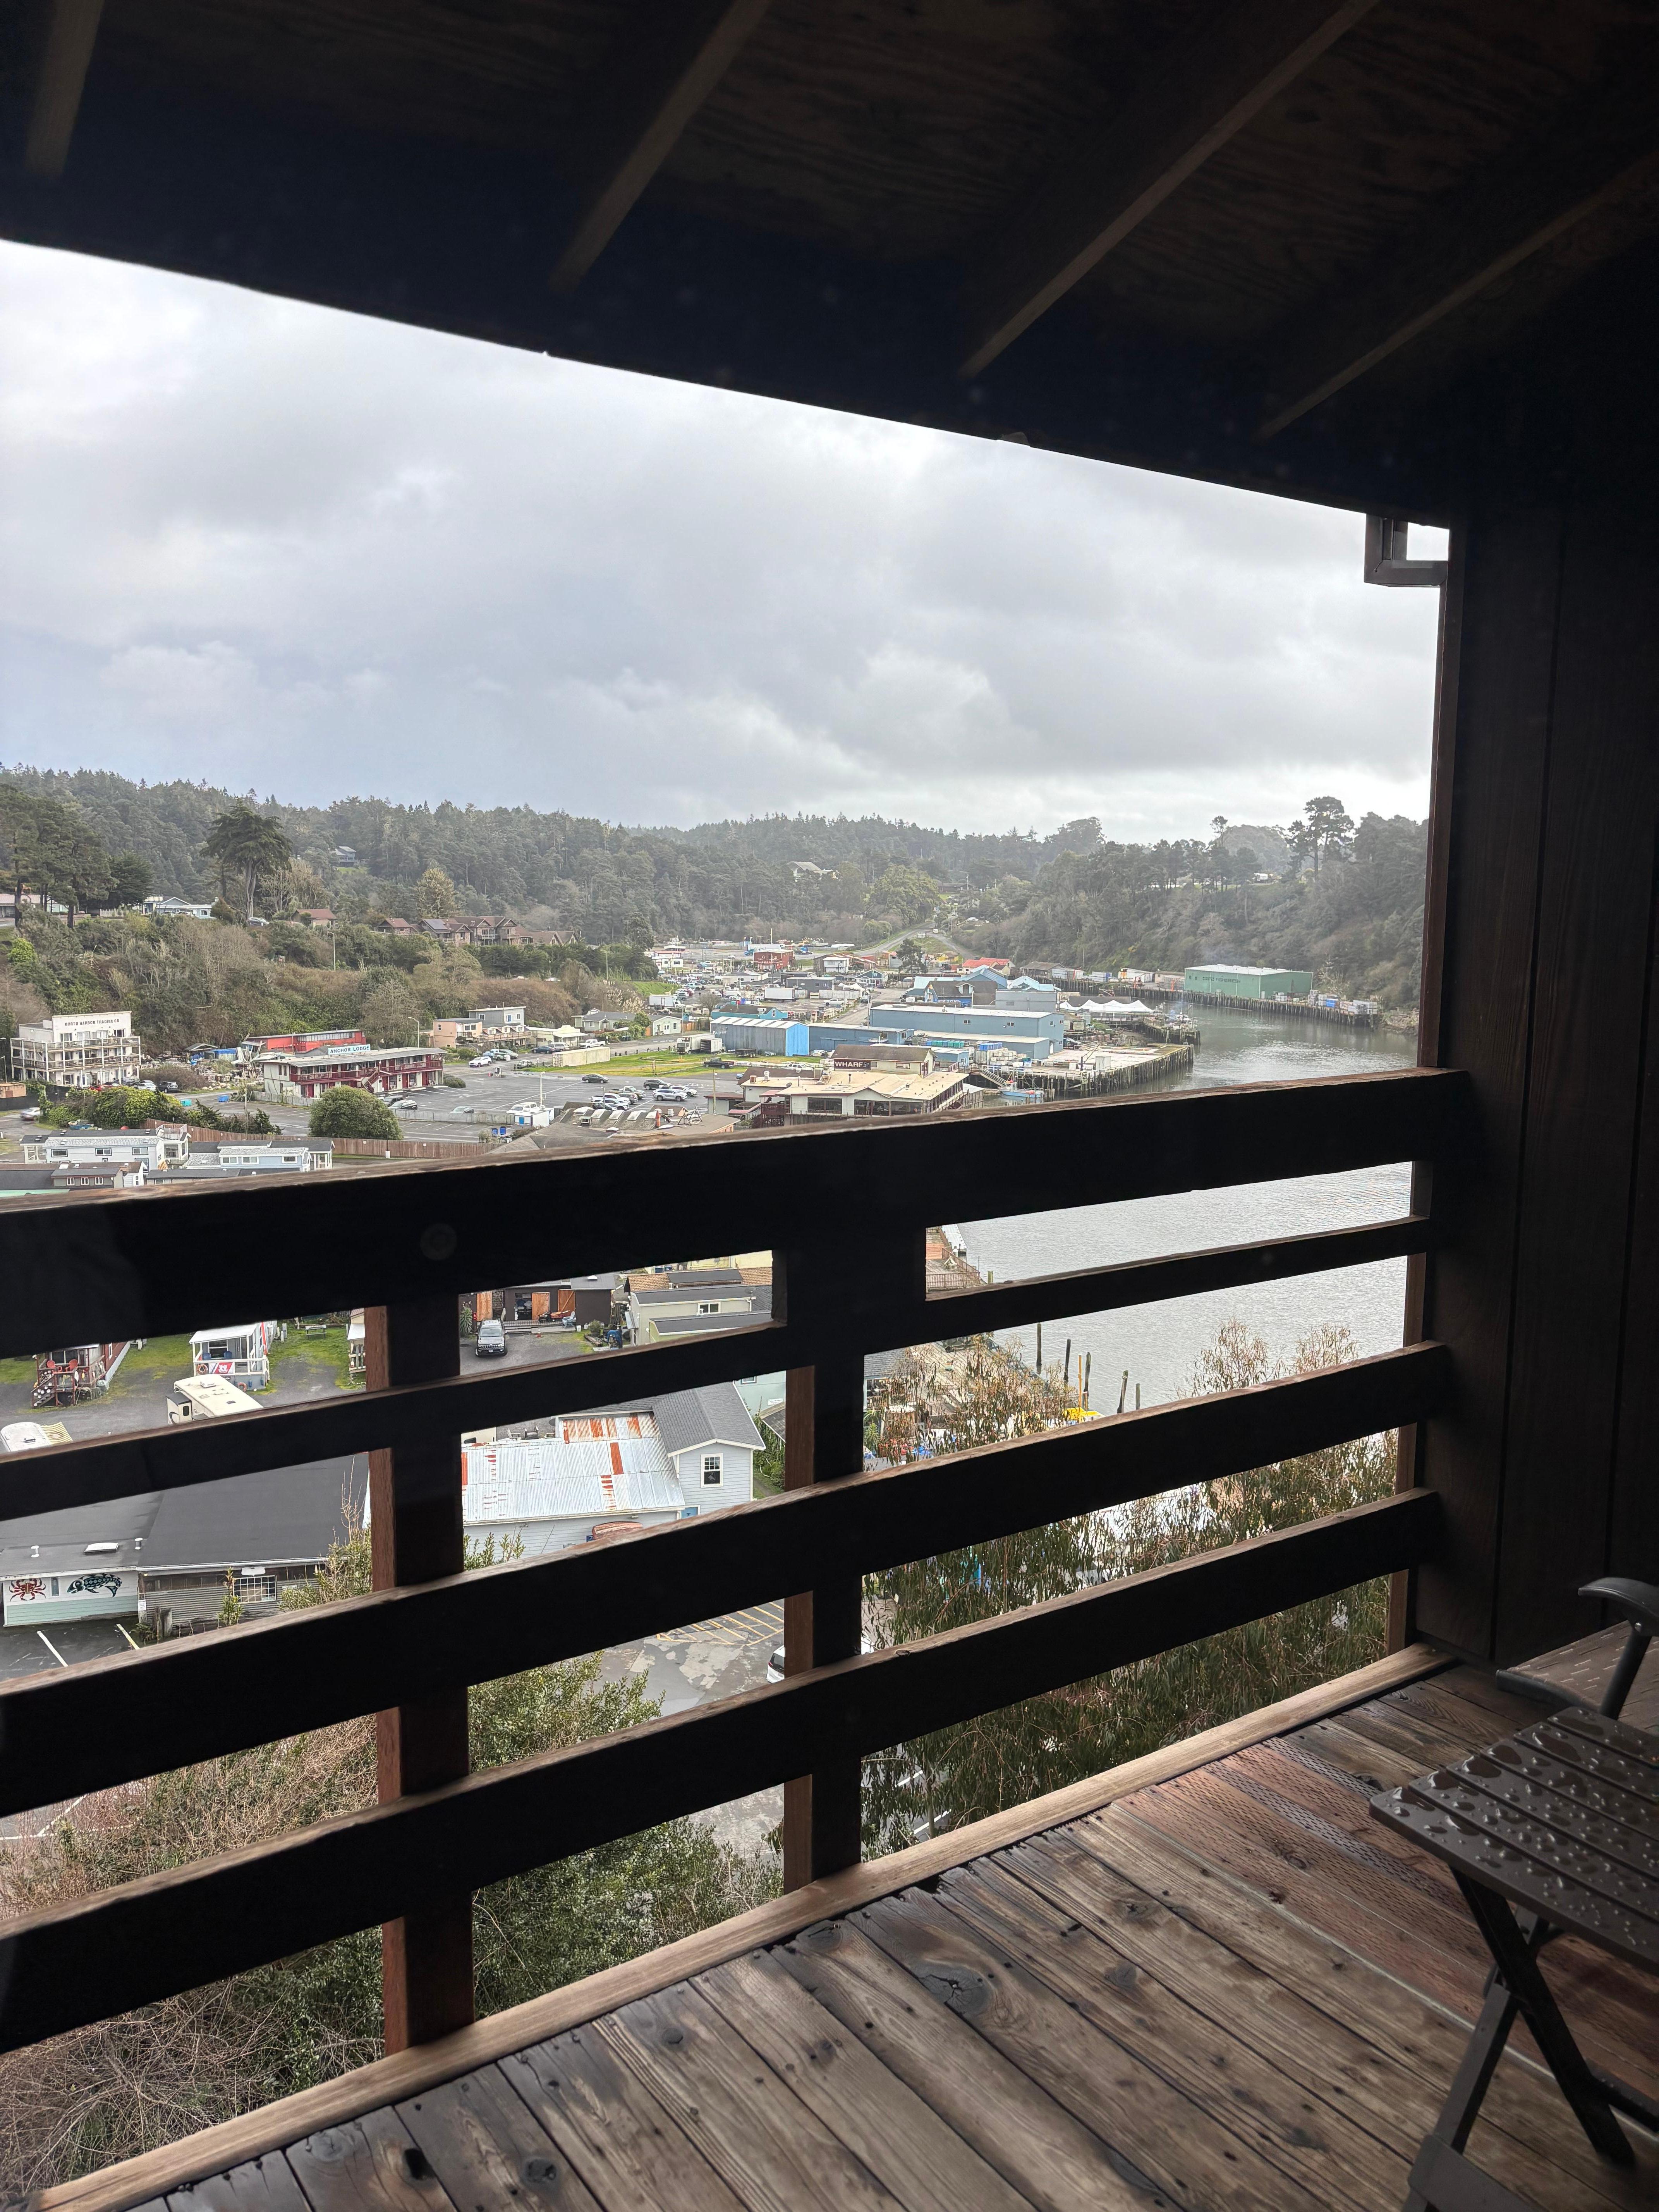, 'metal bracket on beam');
1365,517,1448,588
